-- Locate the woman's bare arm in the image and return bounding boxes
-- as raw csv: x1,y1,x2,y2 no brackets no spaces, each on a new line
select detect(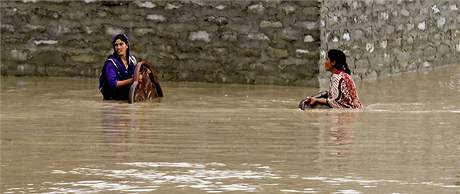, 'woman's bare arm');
116,78,133,87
